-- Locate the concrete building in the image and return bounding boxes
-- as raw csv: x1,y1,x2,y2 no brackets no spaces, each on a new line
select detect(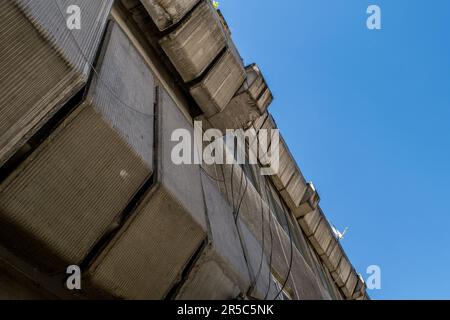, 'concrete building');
0,0,369,300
